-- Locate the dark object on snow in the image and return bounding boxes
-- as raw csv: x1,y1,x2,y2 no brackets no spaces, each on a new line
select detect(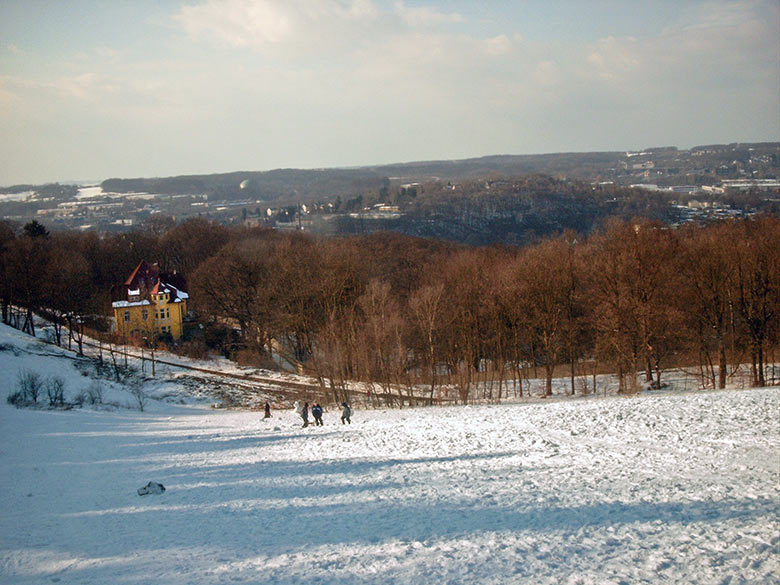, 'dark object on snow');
341,402,351,425
264,401,271,418
137,481,166,496
302,402,309,428
312,403,323,426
